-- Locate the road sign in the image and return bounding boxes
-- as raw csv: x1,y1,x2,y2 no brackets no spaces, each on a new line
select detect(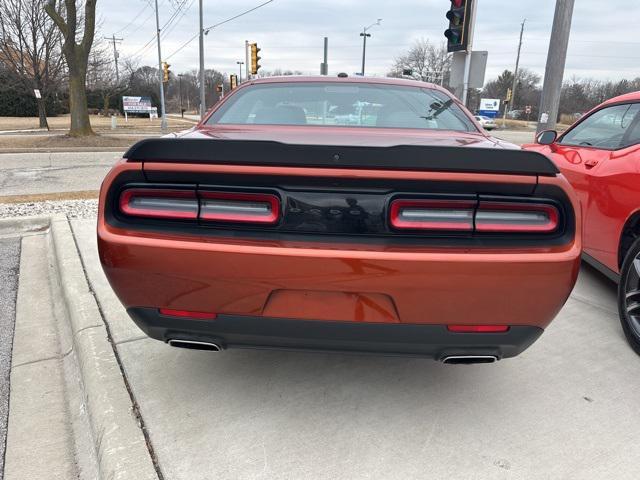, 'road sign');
34,89,41,99
525,105,532,114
